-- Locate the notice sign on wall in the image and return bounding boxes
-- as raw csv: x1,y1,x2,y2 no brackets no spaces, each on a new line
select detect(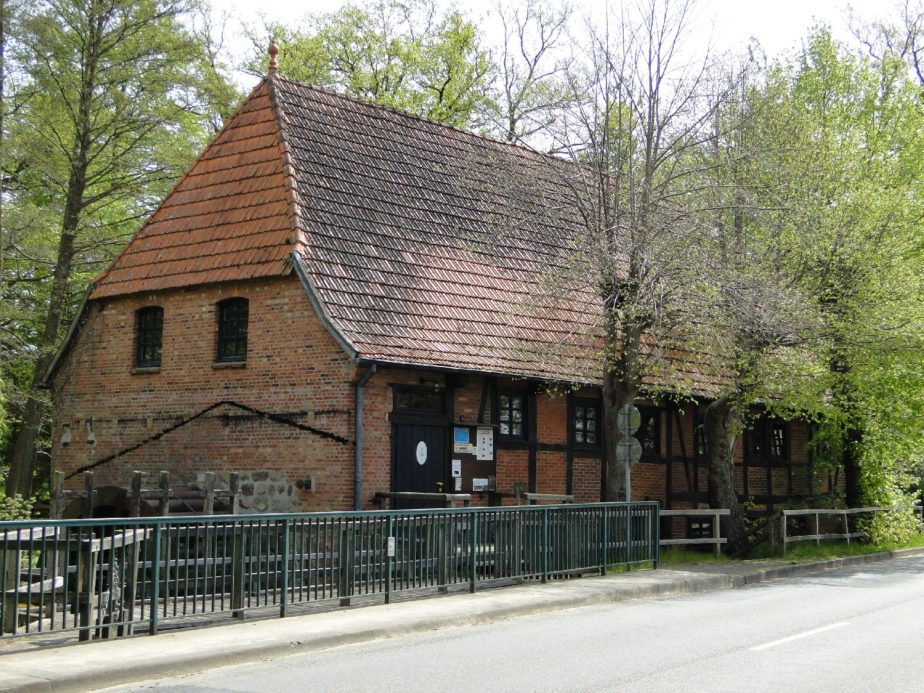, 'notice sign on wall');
476,426,494,461
453,426,477,454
